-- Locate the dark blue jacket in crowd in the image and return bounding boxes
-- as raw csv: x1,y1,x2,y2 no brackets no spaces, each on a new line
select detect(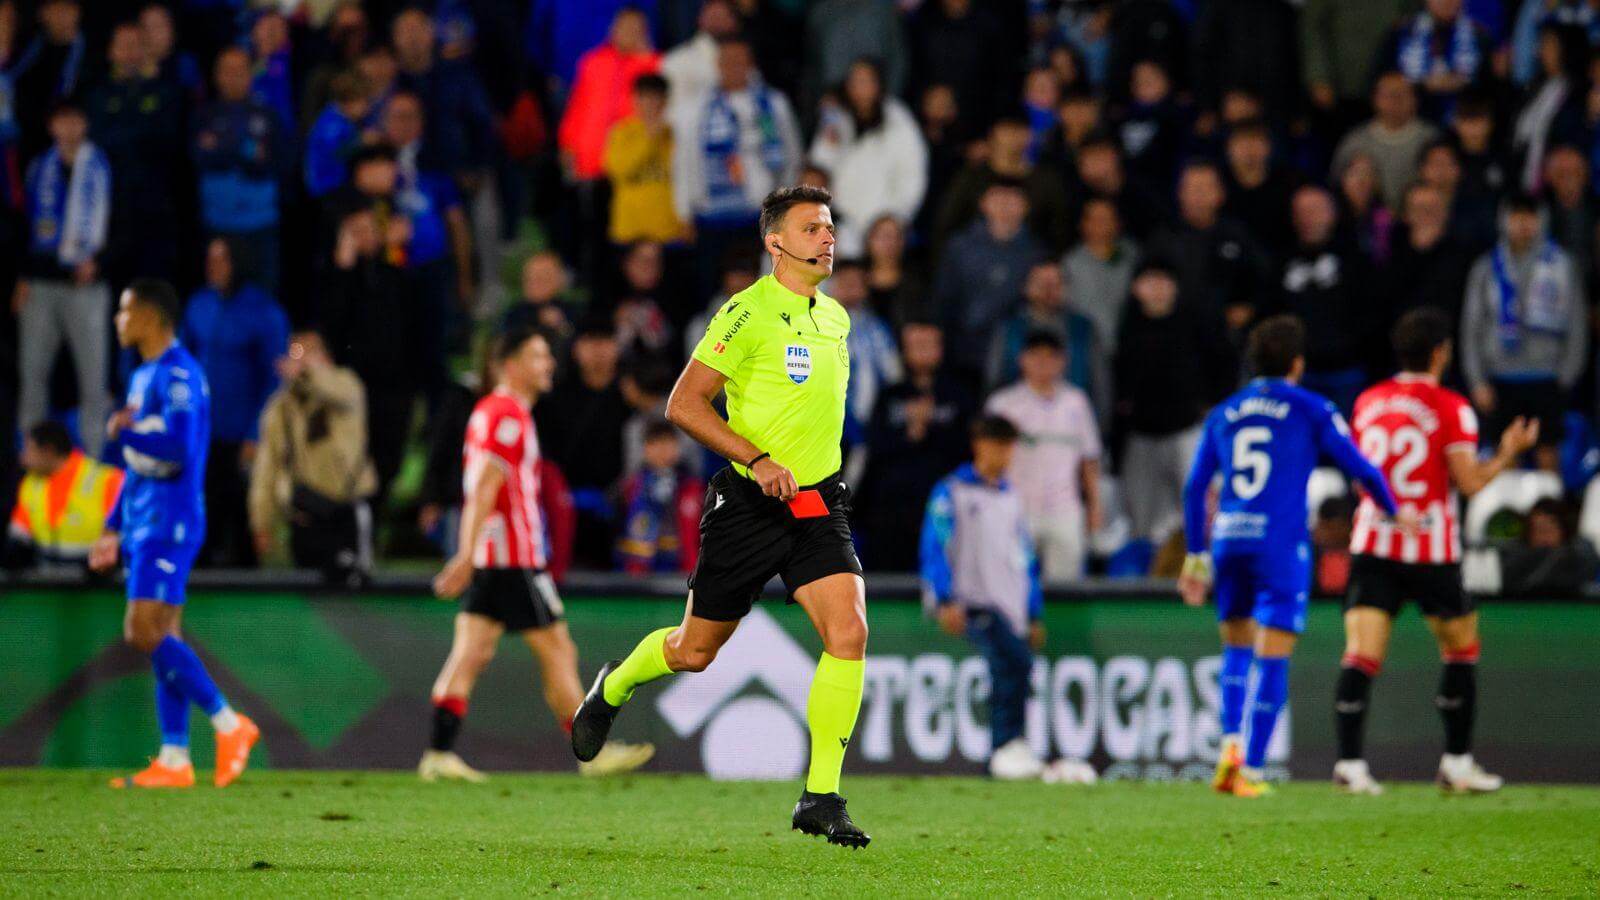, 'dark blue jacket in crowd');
192,99,288,233
304,103,360,197
397,166,461,266
524,0,659,86
397,61,494,176
179,283,289,443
